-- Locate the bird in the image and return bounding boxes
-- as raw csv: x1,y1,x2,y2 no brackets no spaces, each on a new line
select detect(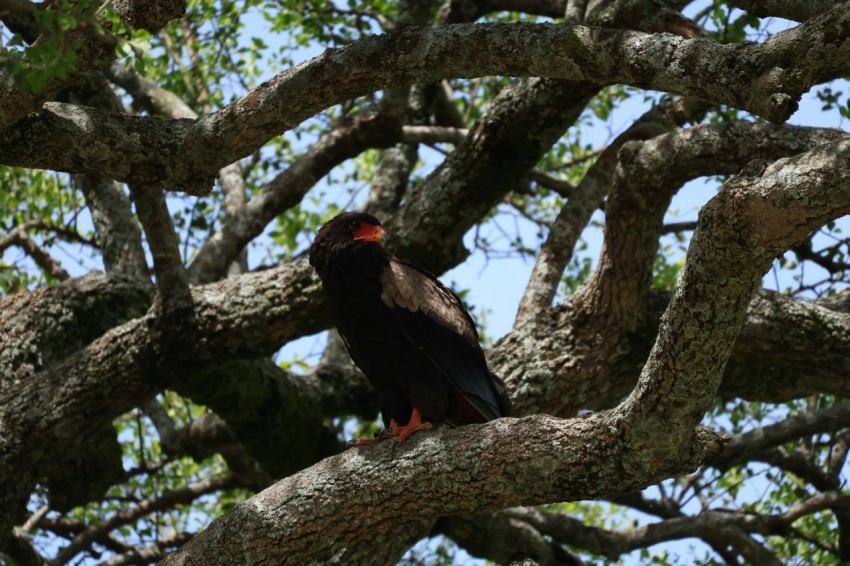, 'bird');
308,211,512,444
